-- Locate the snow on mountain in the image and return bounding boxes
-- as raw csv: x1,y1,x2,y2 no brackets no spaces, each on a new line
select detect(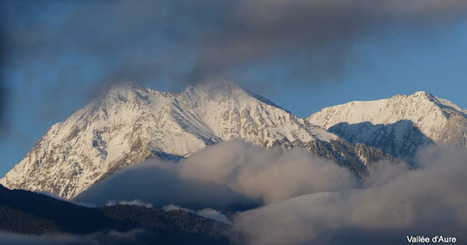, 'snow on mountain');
307,91,467,160
0,80,379,199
